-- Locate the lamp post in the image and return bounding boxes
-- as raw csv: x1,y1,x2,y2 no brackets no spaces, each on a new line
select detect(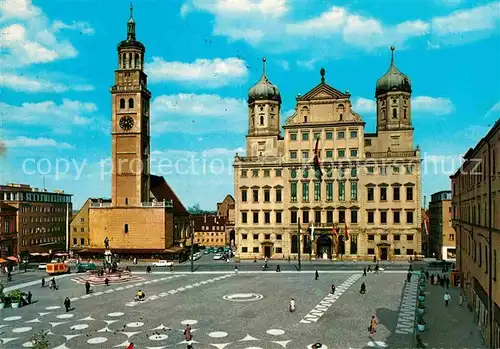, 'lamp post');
297,218,301,272
487,139,493,349
190,221,194,273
